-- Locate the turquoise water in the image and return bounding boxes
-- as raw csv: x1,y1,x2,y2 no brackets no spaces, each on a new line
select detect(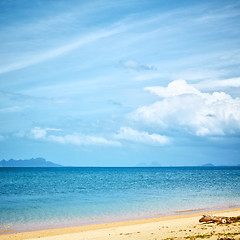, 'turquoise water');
0,167,240,232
